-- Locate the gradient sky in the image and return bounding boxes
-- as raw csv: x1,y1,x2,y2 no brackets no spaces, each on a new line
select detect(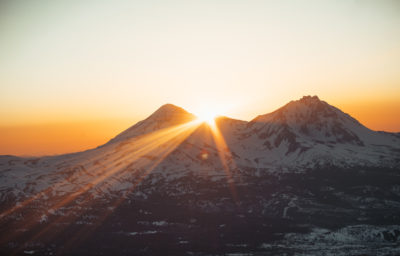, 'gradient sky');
1,0,399,156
